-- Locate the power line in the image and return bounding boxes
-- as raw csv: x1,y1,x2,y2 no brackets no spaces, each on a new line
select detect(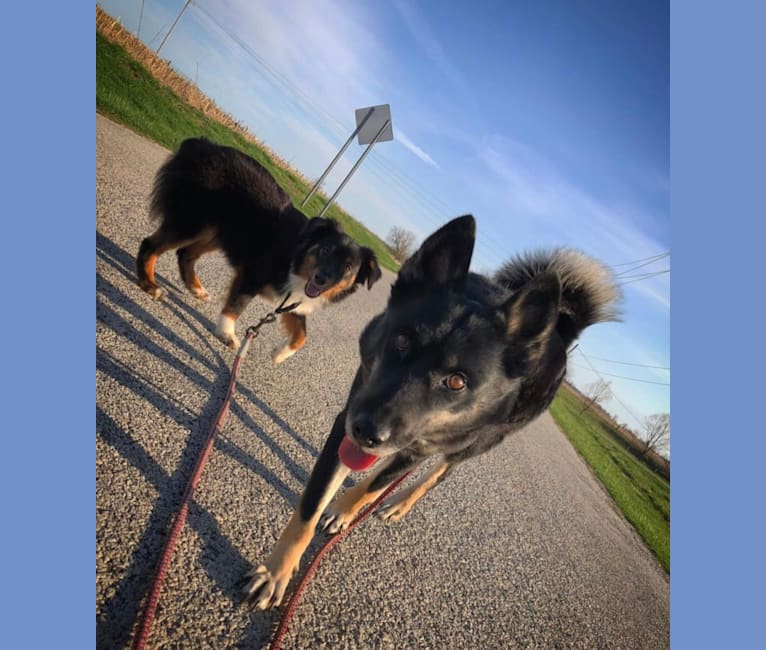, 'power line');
617,269,669,281
569,363,670,386
613,253,670,277
618,270,670,286
610,251,669,268
581,353,669,371
575,349,650,430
